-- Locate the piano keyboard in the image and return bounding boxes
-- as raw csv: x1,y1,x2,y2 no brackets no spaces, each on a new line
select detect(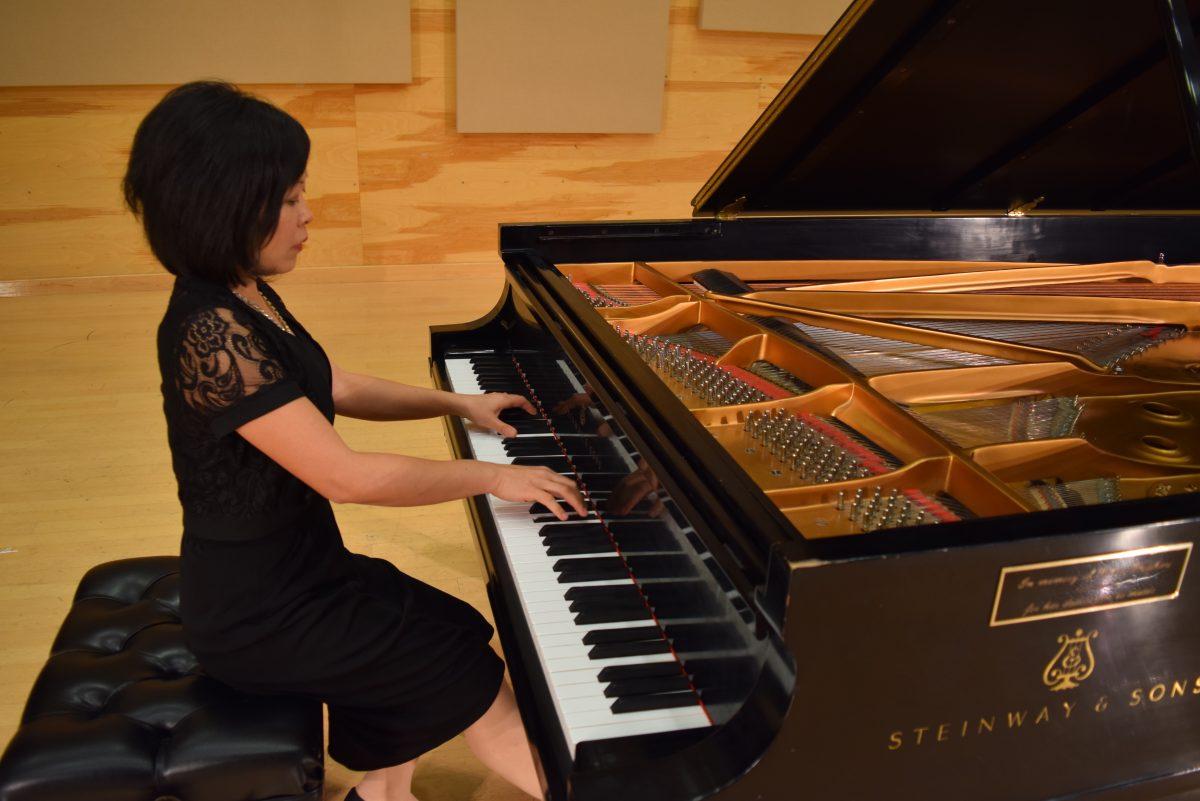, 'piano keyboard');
443,353,713,754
